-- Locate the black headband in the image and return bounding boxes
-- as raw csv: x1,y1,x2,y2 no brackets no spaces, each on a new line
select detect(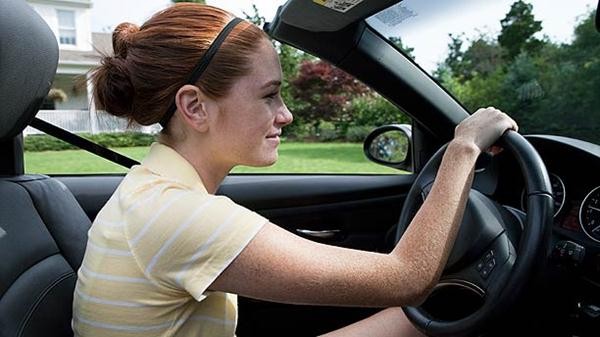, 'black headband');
159,17,244,128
